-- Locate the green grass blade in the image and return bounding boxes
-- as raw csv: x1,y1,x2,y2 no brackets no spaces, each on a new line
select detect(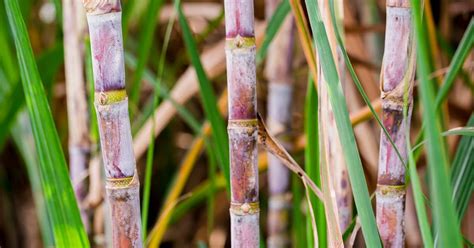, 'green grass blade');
0,1,18,84
304,75,326,247
411,127,474,152
291,174,306,247
5,0,89,246
434,19,473,108
170,176,226,224
175,1,230,192
406,90,433,247
129,0,164,114
304,0,381,245
205,143,217,232
450,115,474,220
142,16,174,240
411,0,463,246
256,0,290,64
407,147,434,247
